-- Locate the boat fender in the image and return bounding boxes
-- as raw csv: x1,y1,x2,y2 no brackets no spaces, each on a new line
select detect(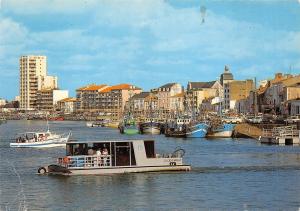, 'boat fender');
38,167,47,174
